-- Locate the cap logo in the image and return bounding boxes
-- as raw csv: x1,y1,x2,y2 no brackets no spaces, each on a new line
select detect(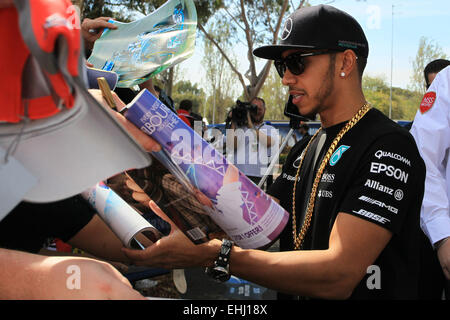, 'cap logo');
419,91,436,114
281,18,293,41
